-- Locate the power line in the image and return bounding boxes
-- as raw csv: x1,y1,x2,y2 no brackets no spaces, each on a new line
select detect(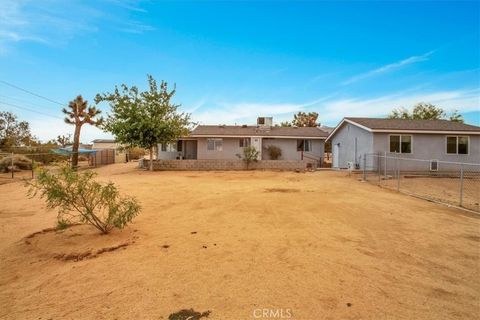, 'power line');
0,79,66,106
0,101,64,120
0,94,61,111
